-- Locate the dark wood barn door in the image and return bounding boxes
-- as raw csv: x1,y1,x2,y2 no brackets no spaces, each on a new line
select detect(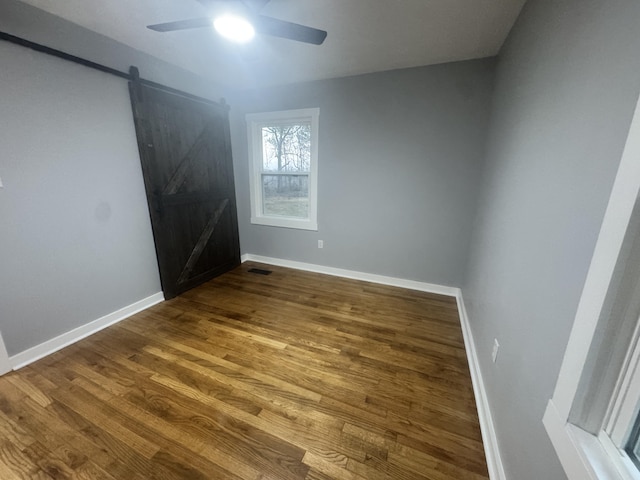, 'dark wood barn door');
129,78,240,299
